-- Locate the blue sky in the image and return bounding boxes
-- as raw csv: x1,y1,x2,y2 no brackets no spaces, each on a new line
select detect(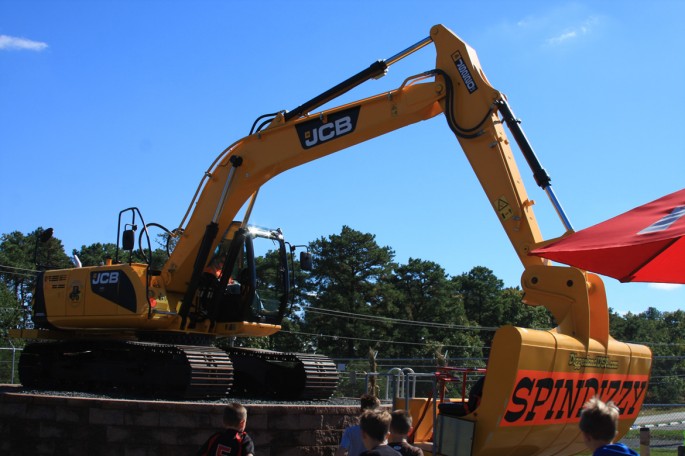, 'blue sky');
1,0,684,316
